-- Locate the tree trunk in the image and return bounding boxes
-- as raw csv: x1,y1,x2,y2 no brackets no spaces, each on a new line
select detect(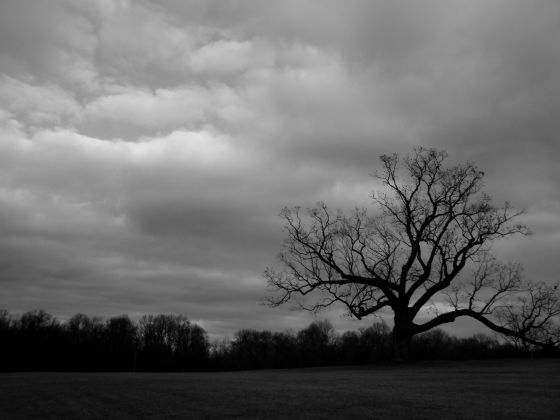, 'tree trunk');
392,319,413,362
